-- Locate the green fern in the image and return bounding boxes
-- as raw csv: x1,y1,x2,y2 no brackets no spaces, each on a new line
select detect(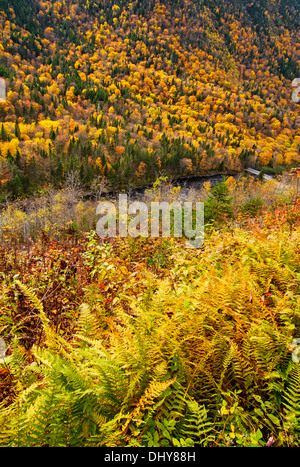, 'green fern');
282,363,300,431
173,398,213,446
